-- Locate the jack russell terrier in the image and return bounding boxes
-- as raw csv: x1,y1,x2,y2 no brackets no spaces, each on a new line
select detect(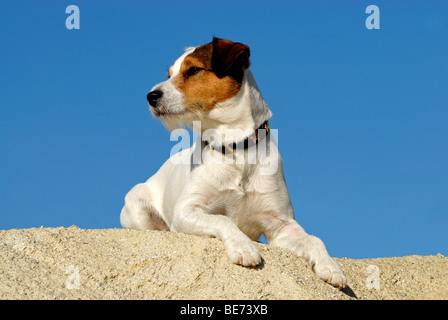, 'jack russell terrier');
120,38,347,288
